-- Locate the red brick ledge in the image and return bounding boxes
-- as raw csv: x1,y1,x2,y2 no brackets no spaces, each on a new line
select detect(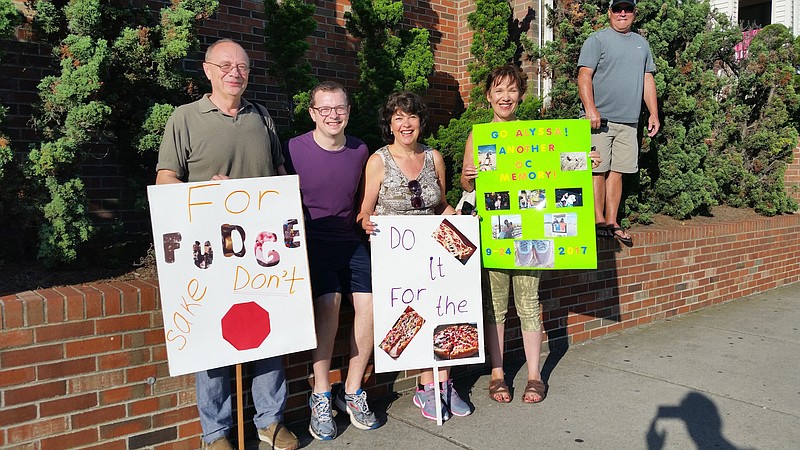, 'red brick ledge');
1,214,798,448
